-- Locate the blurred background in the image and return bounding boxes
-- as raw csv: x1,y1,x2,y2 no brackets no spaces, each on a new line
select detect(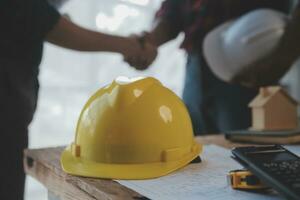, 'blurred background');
24,0,300,199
